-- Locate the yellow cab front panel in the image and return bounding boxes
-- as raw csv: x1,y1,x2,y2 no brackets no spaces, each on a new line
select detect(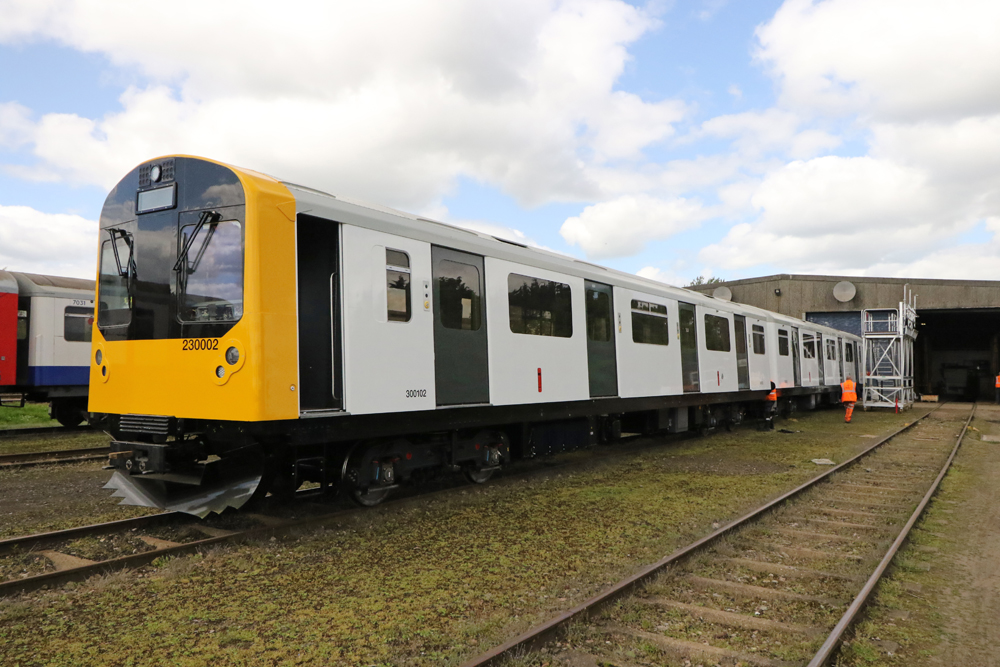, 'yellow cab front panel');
88,156,298,423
